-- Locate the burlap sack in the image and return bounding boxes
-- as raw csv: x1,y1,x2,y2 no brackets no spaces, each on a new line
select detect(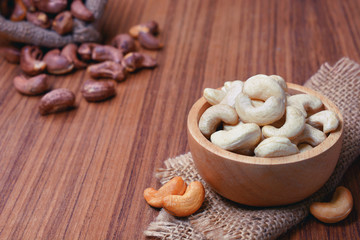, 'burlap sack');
0,0,108,48
145,57,360,240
